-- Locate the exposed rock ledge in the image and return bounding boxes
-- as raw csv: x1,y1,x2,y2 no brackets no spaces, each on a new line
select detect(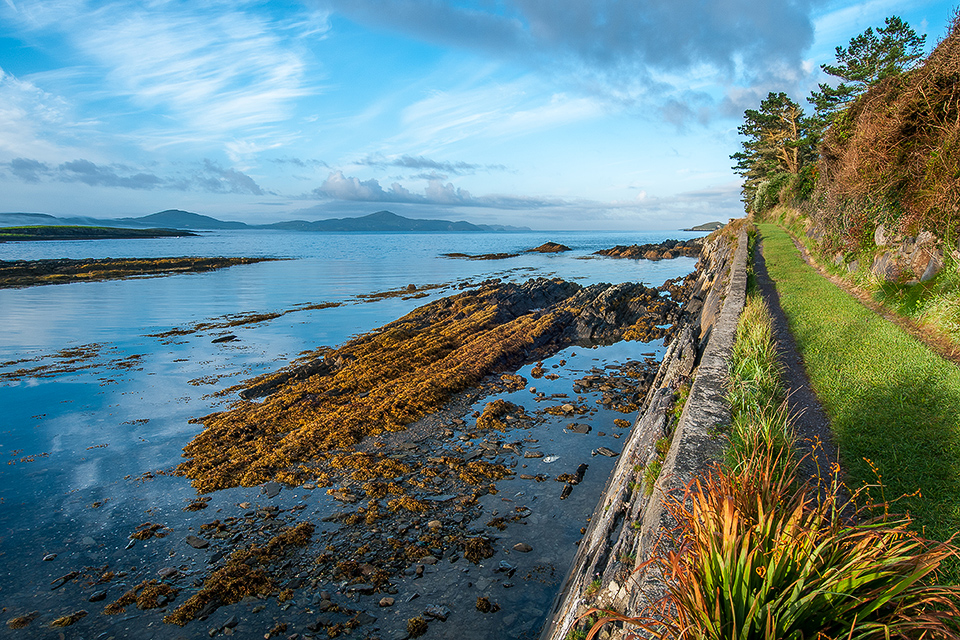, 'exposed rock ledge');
595,238,701,261
540,222,748,640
